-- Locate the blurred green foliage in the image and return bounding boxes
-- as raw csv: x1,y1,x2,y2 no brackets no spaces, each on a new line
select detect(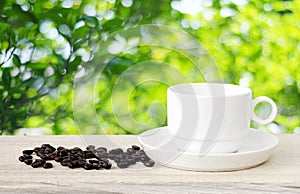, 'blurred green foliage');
0,0,299,135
